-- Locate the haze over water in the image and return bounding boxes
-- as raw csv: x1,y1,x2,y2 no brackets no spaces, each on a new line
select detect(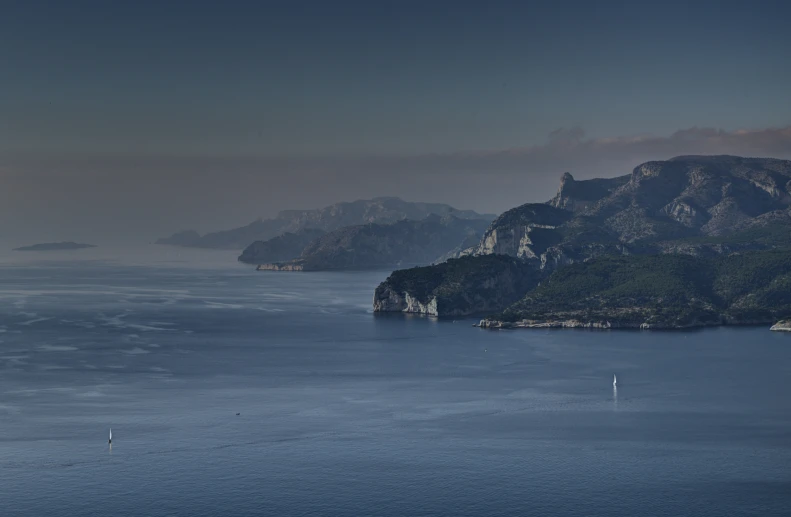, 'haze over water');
1,248,790,516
